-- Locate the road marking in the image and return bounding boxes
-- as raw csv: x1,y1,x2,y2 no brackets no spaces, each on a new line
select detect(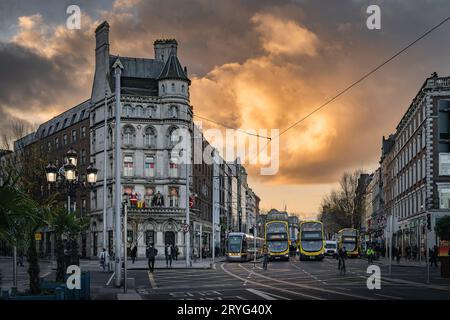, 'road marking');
374,293,403,300
239,264,374,300
246,288,291,300
289,262,328,285
40,272,50,278
221,264,324,300
148,271,158,289
106,272,115,286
